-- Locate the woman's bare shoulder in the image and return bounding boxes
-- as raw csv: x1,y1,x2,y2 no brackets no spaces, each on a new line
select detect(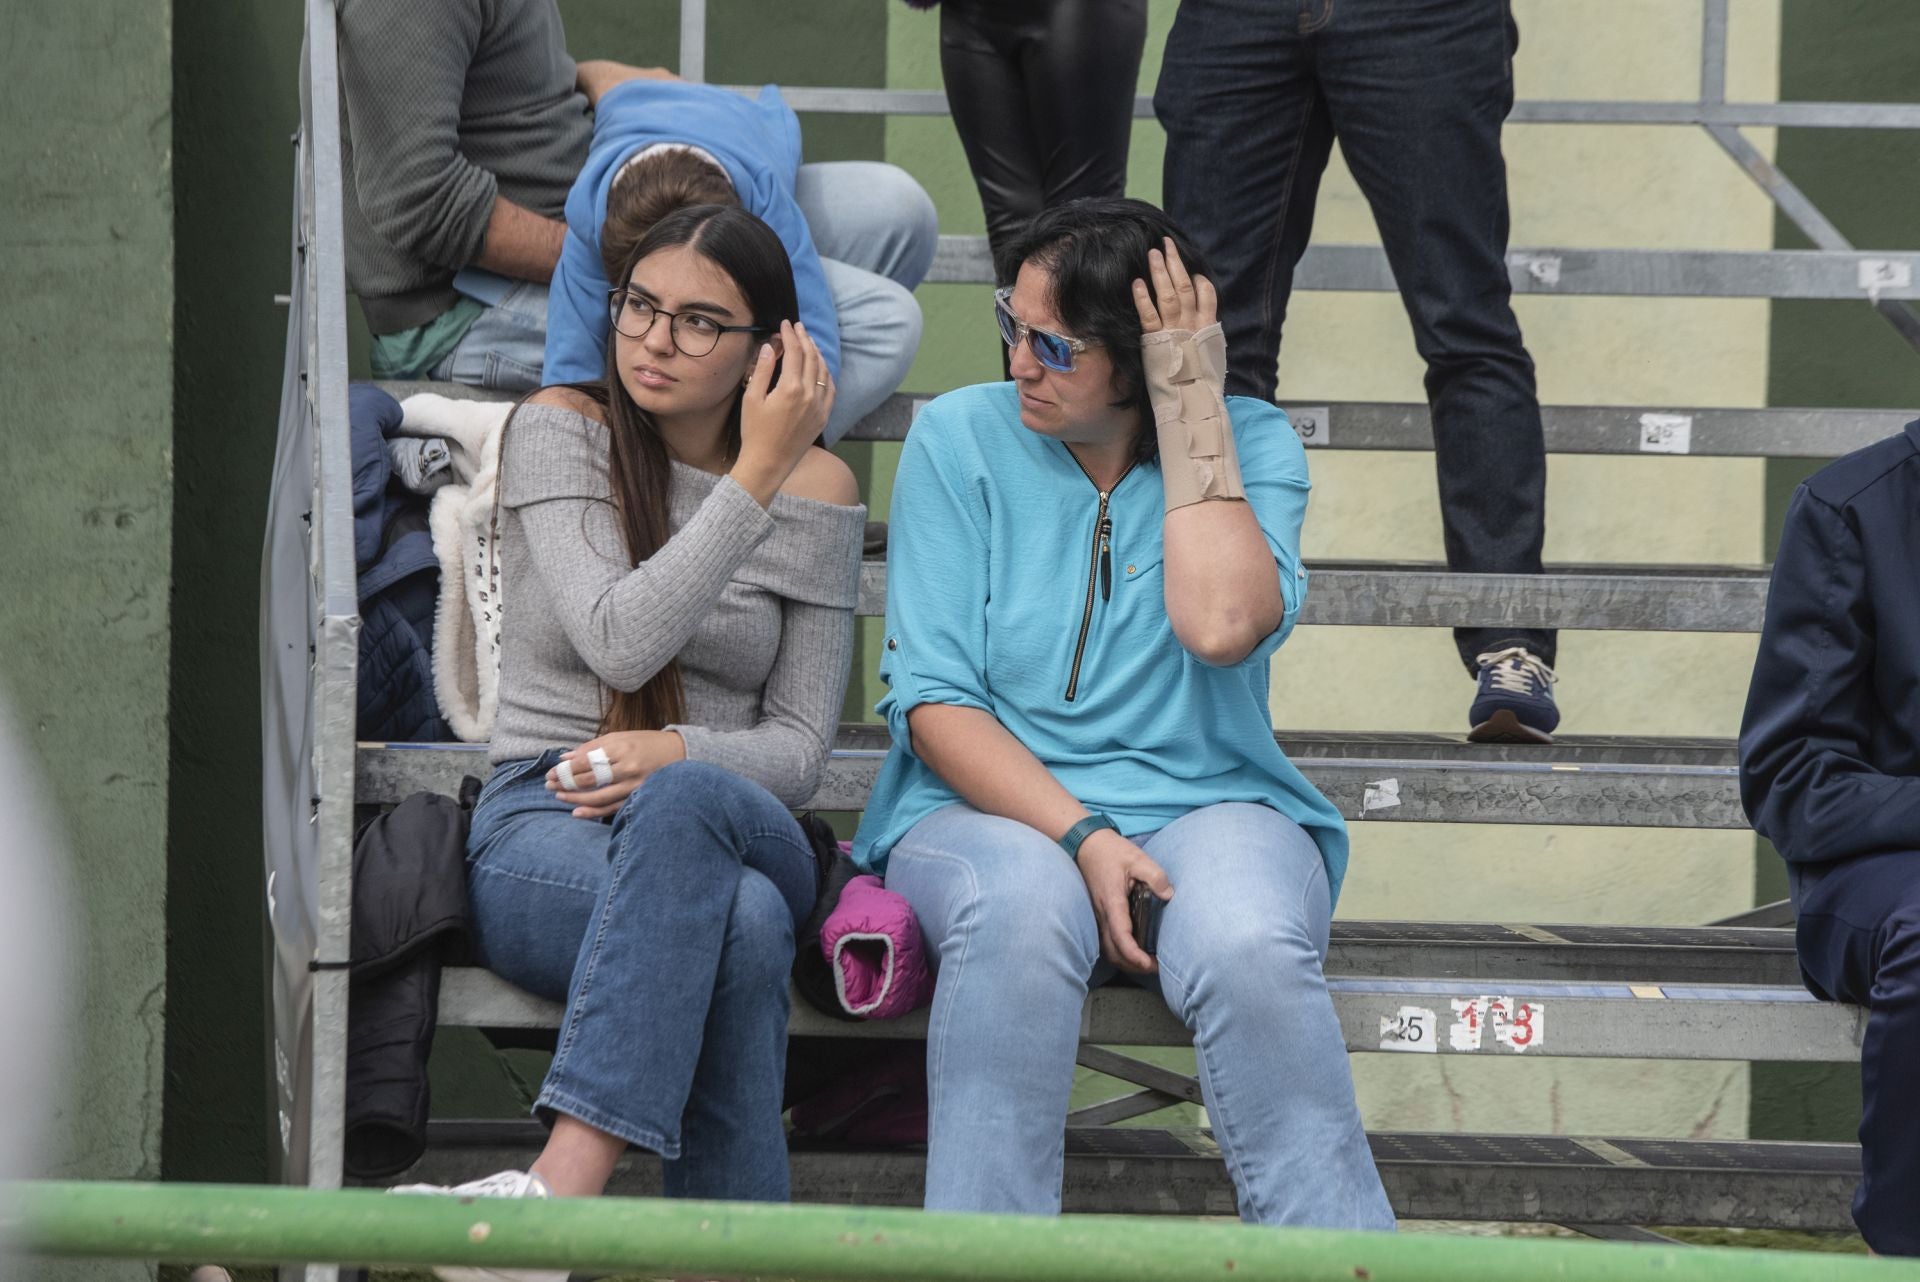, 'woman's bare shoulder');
522,385,606,423
779,447,860,507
